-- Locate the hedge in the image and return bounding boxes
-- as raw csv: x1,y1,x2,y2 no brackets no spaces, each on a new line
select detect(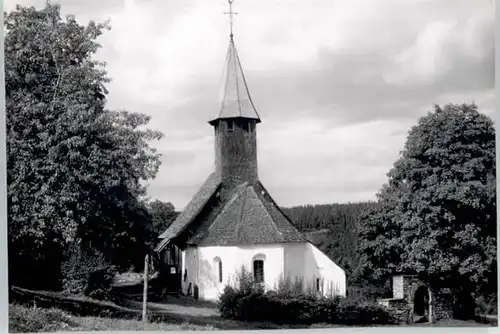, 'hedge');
218,275,399,326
